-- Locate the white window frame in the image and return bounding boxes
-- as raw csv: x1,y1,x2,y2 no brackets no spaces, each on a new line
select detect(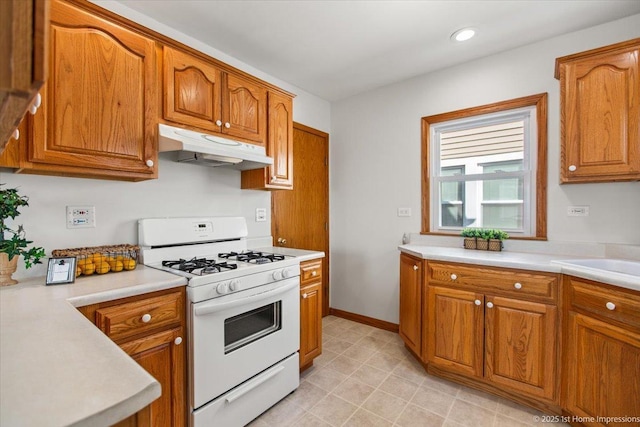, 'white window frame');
429,106,538,237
